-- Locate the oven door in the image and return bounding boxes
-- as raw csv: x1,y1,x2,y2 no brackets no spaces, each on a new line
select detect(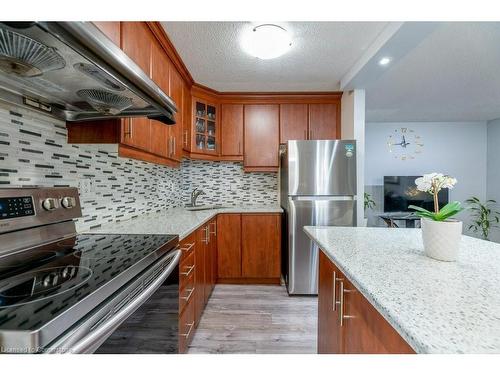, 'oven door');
45,250,181,354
